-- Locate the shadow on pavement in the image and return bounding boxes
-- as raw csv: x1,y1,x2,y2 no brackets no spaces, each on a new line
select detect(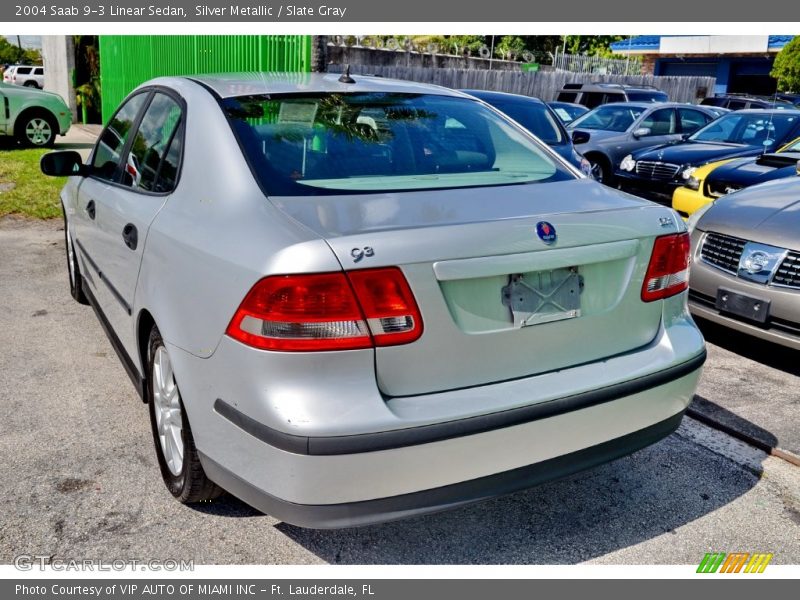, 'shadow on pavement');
695,317,800,377
689,394,778,451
